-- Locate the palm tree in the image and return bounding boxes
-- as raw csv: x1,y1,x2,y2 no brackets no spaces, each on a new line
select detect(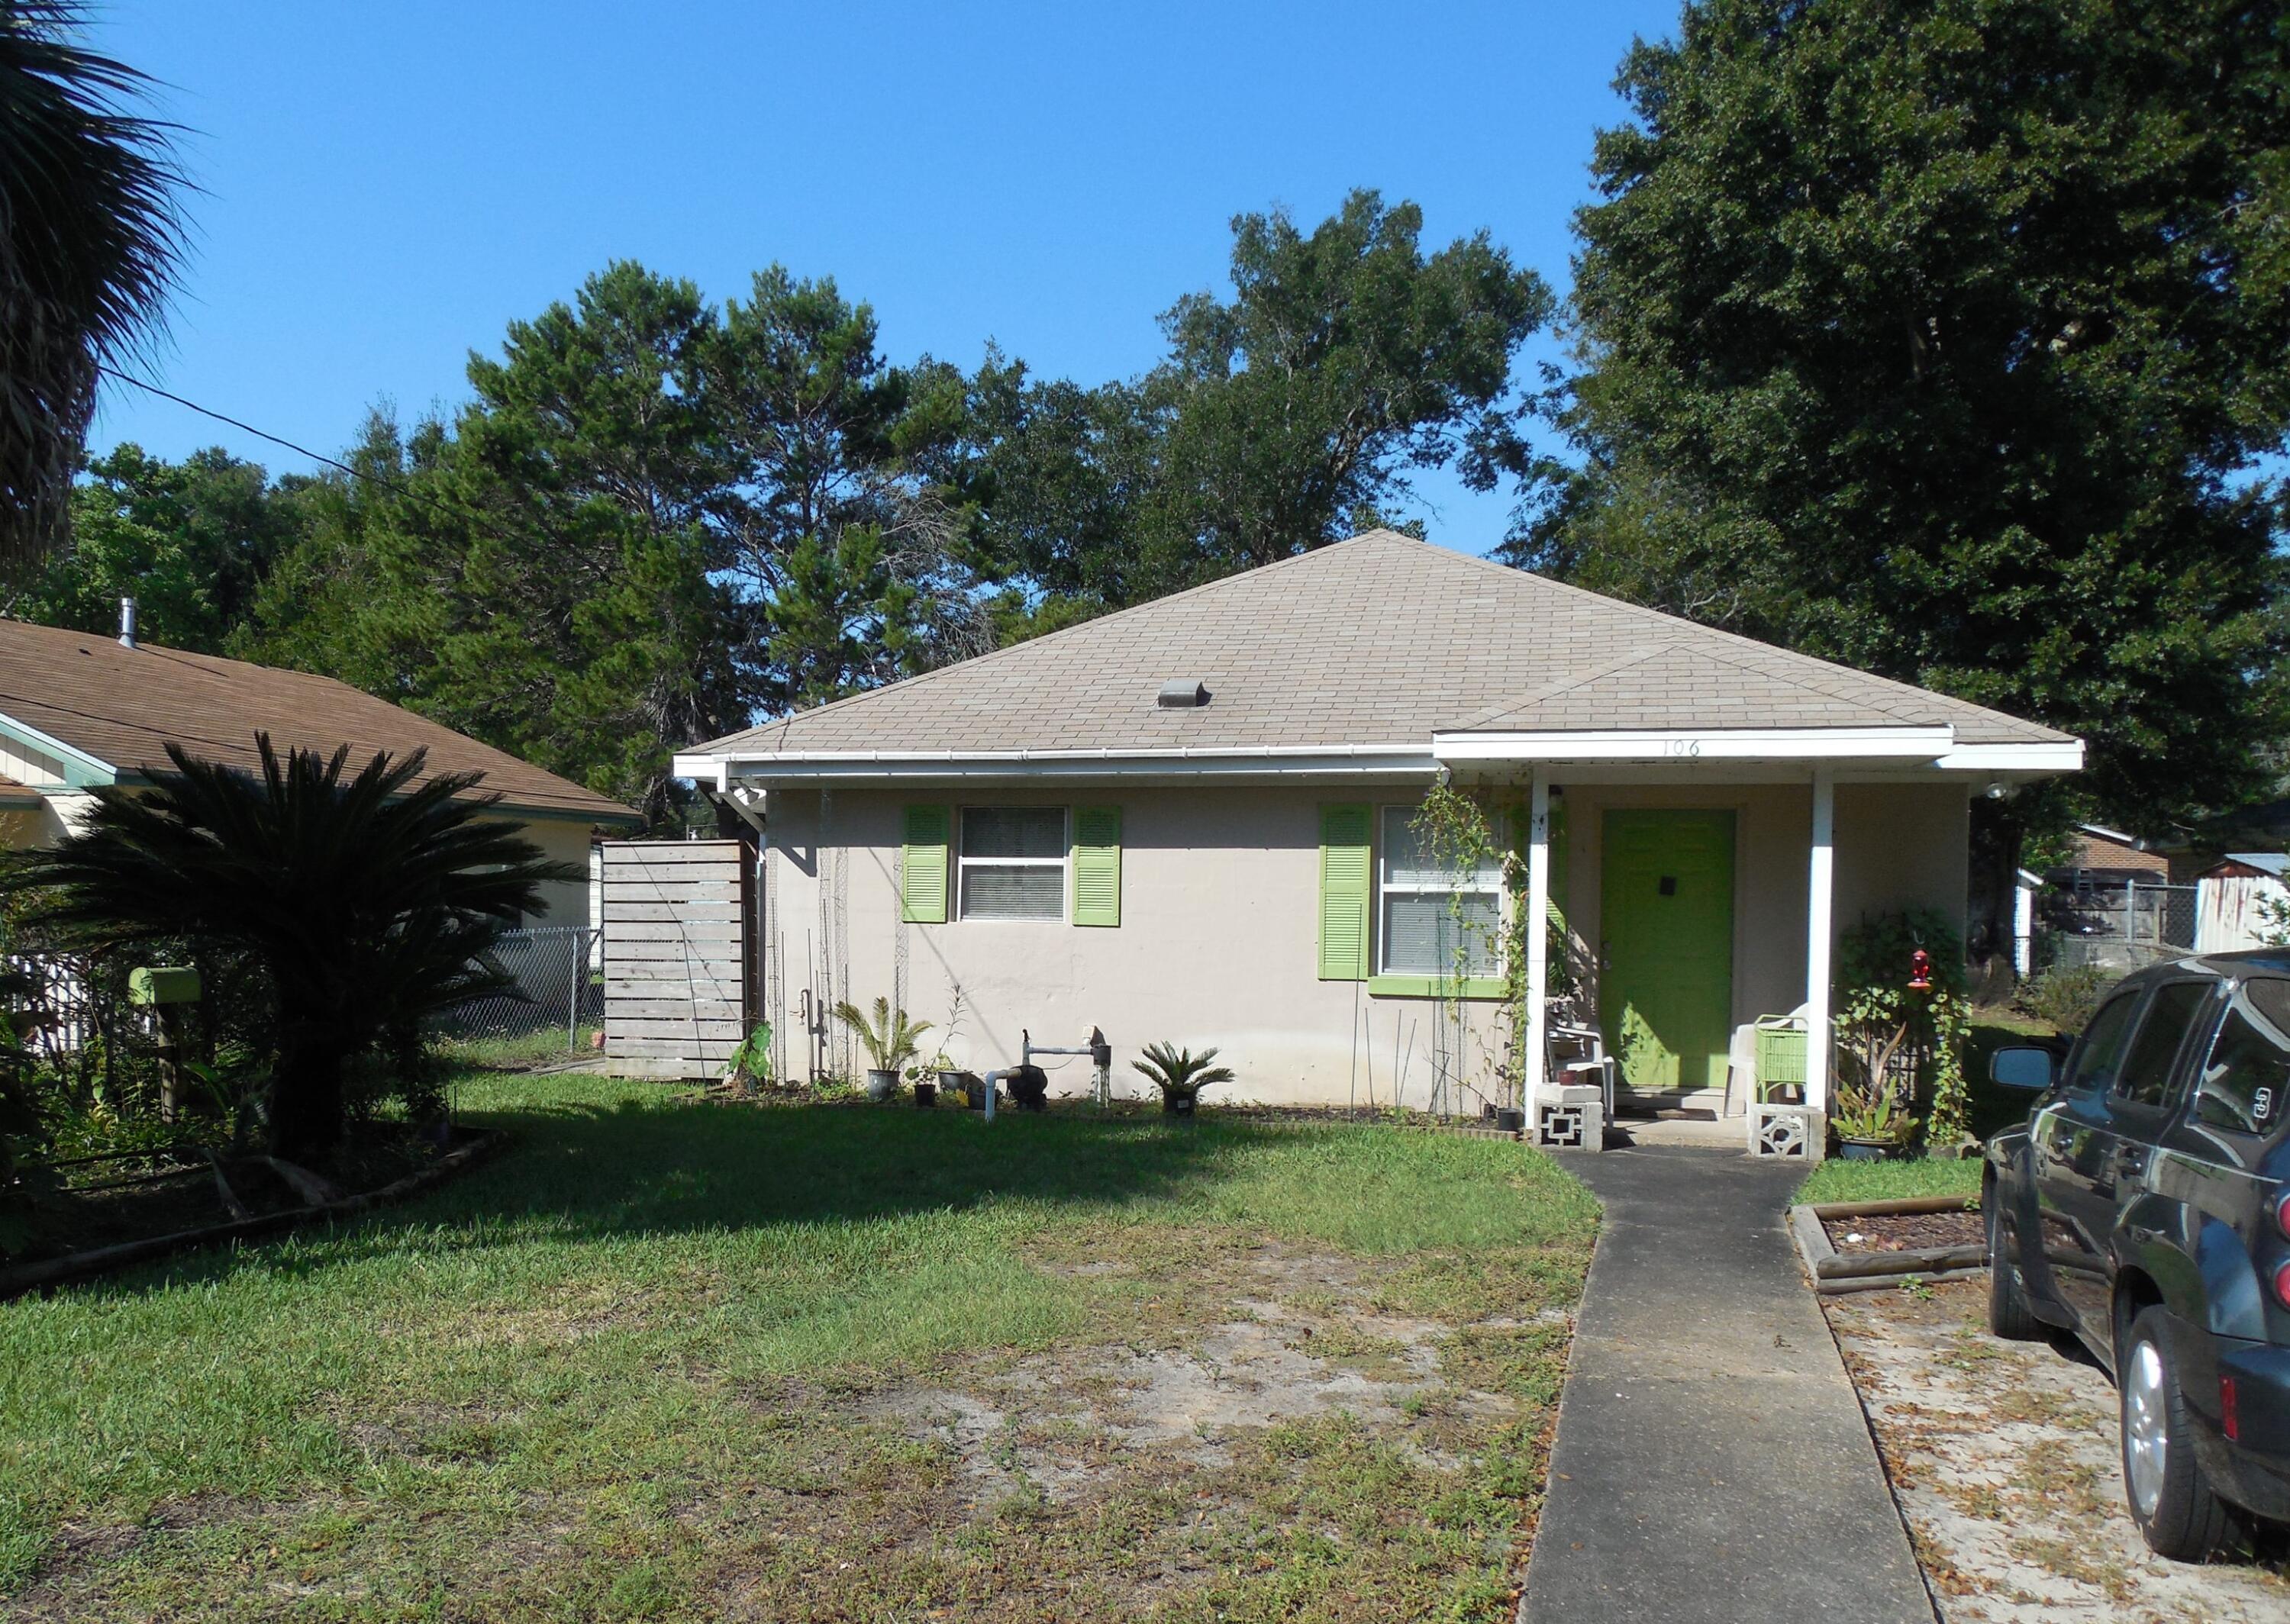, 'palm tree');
2,2,187,574
1130,1042,1234,1115
2,735,576,1162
